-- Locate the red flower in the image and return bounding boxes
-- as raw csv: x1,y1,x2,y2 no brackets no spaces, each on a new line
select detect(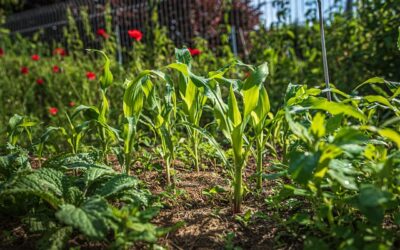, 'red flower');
188,48,201,57
31,54,40,61
53,48,66,56
86,71,96,81
49,107,58,116
97,29,109,39
21,67,29,75
52,65,60,73
128,29,143,41
0,48,4,57
36,78,44,85
69,101,75,107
